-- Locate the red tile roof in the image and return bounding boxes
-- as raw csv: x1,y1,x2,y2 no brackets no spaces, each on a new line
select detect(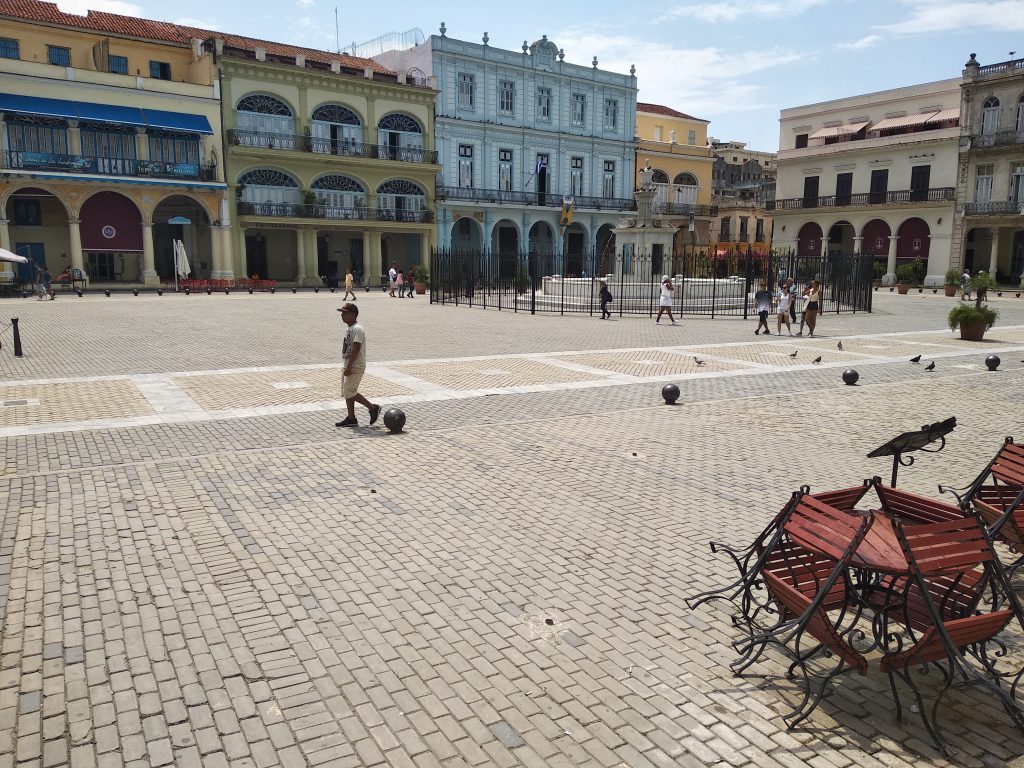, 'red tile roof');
637,102,707,122
0,0,392,73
